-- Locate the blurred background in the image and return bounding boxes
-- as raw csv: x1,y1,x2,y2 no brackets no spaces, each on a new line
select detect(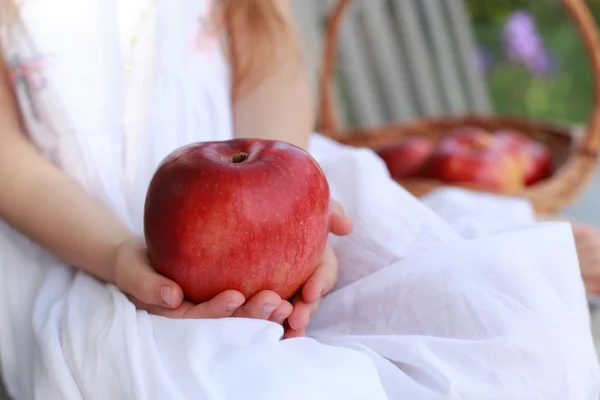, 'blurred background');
292,0,600,226
468,0,600,353
292,0,600,357
468,1,600,226
468,0,595,125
